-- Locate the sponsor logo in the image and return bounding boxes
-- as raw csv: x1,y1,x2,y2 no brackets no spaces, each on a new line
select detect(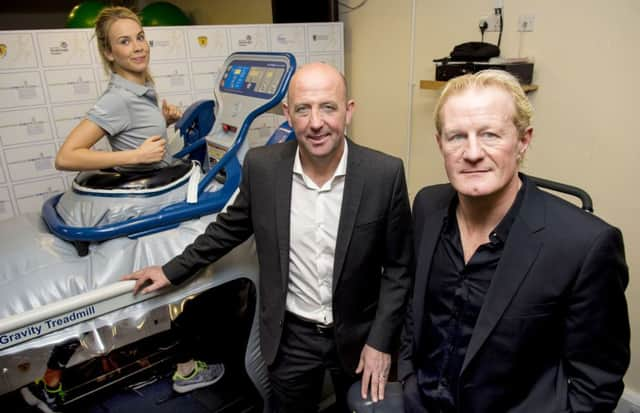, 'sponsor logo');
238,34,253,47
49,41,69,56
149,39,170,48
